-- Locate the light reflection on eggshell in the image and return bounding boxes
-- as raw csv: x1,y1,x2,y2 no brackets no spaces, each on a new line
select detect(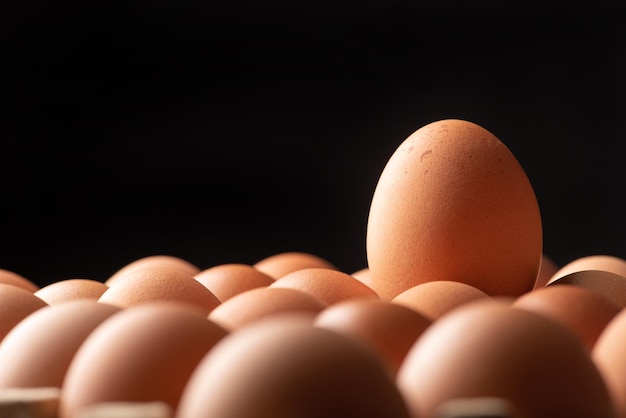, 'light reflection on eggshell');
34,279,109,305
